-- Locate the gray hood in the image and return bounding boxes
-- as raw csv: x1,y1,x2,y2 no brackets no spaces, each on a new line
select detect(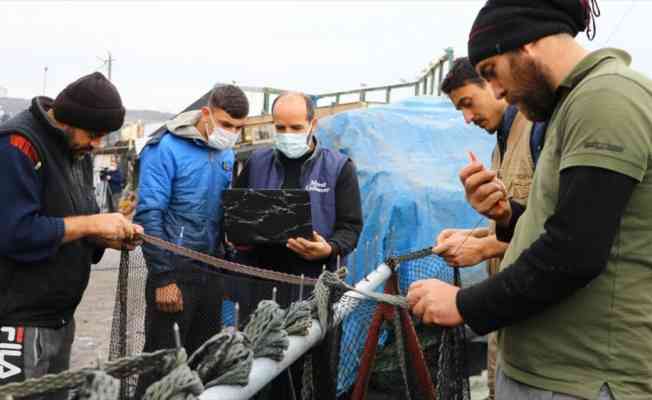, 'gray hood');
165,110,207,143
